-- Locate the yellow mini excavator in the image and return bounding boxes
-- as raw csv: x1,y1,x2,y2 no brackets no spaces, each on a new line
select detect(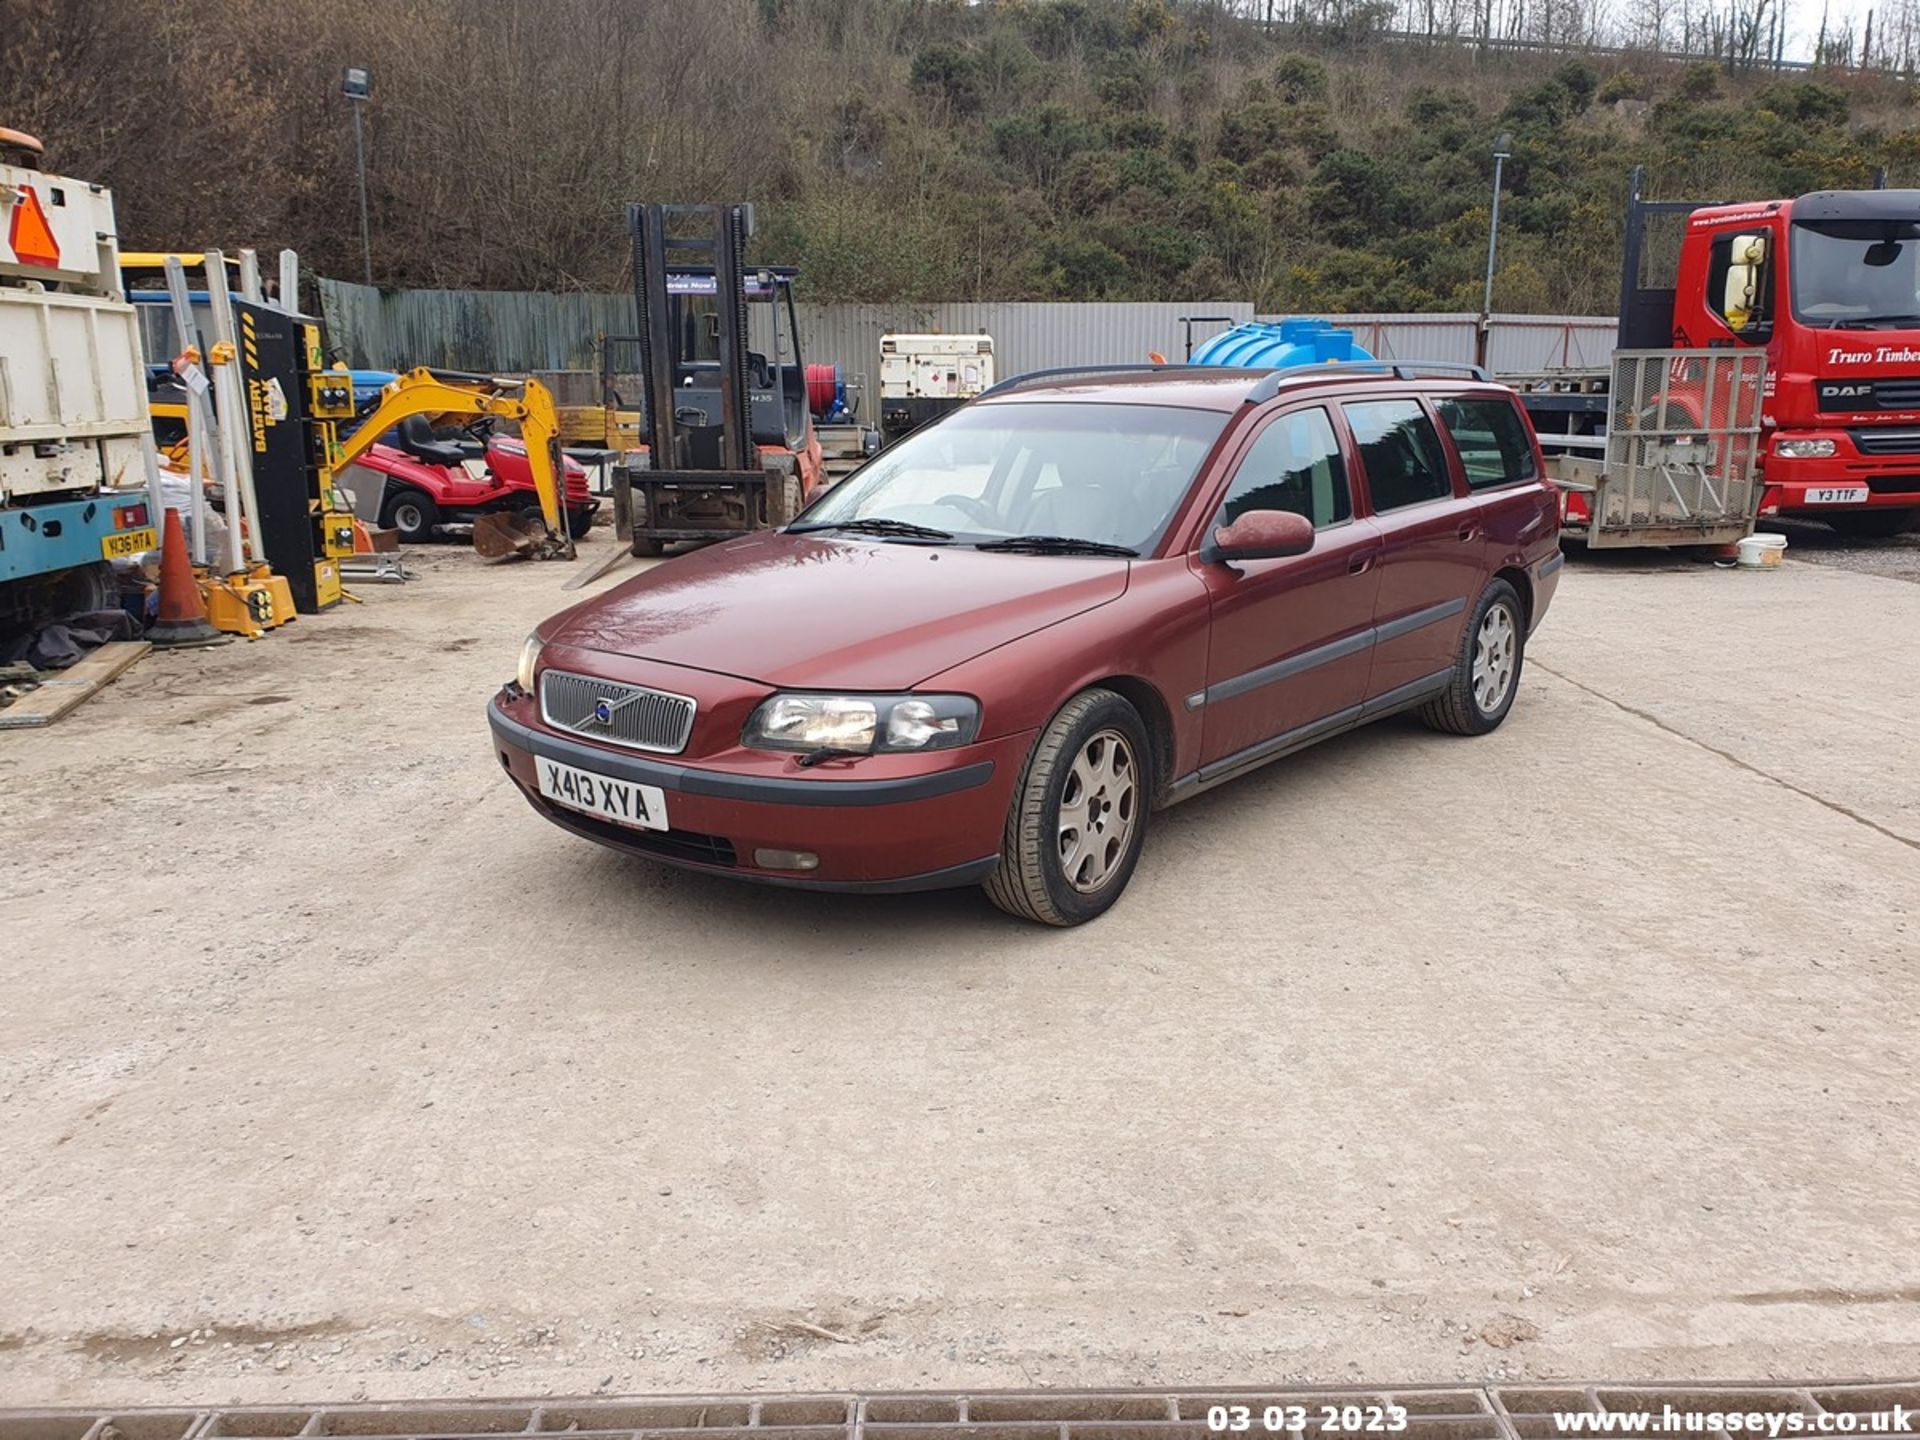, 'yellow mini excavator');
330,368,576,562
